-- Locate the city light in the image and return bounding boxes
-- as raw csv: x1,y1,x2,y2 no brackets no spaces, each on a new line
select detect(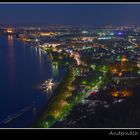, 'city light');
1,5,140,128
118,32,122,35
42,79,55,93
112,89,133,97
6,28,13,33
118,72,122,77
